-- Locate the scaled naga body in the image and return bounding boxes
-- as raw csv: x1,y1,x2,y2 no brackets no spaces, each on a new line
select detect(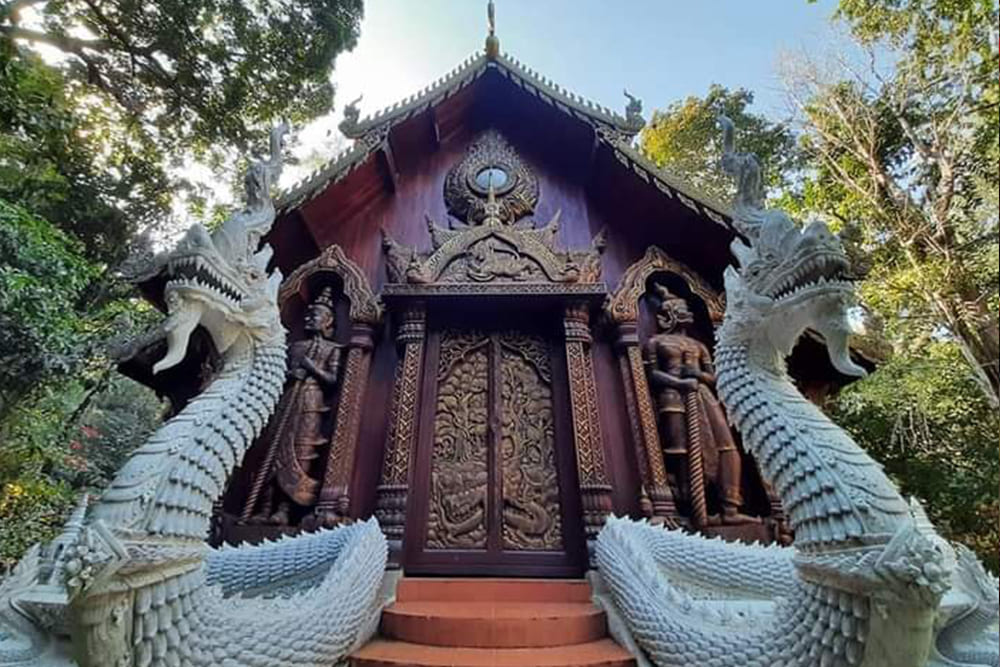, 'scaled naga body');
596,118,999,667
0,125,387,667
